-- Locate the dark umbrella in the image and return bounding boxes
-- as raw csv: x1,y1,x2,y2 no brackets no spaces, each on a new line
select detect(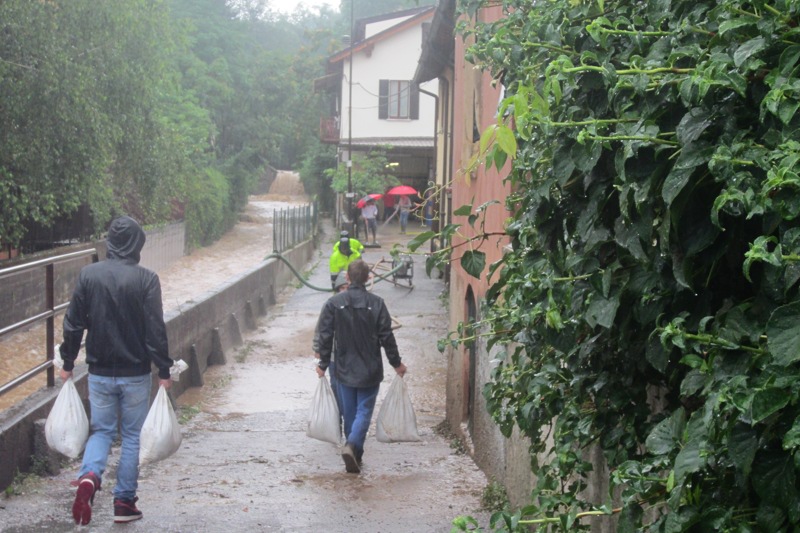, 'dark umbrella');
356,193,383,208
